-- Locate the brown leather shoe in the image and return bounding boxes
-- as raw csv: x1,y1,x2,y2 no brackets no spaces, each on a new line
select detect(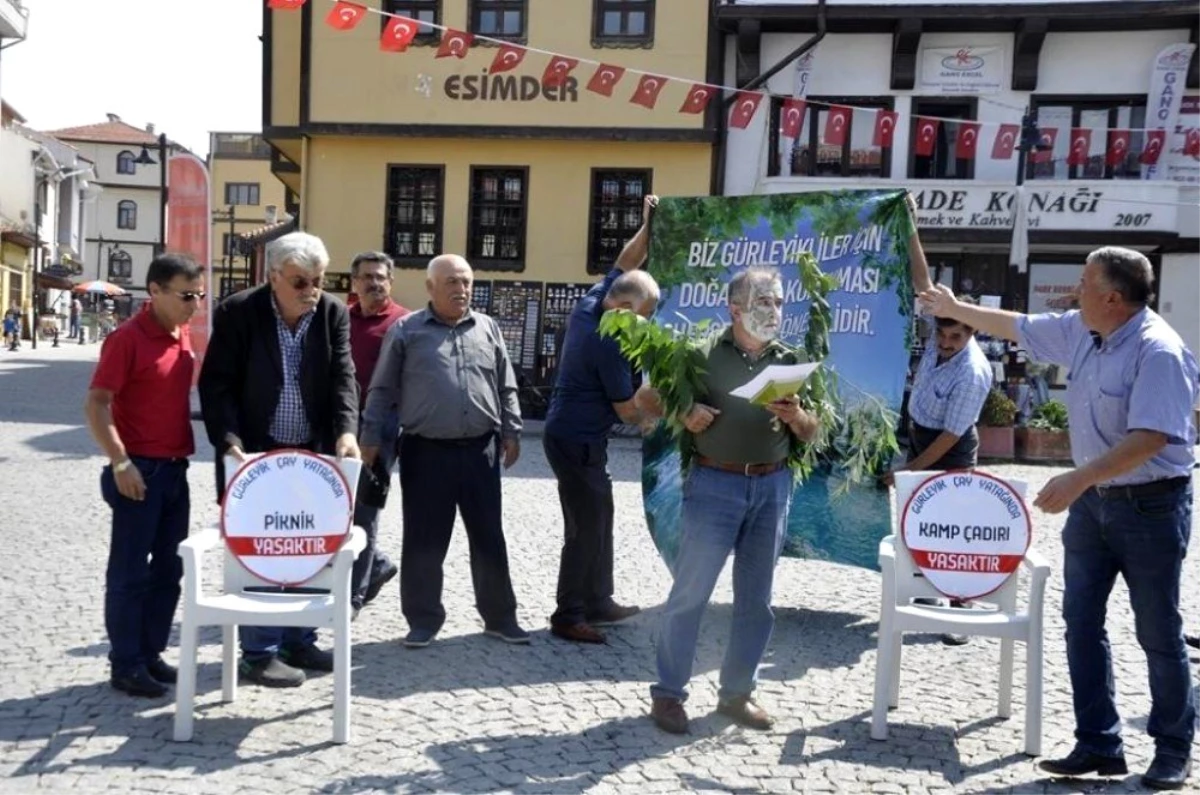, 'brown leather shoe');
587,603,641,626
550,621,606,644
716,696,774,730
651,697,689,734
